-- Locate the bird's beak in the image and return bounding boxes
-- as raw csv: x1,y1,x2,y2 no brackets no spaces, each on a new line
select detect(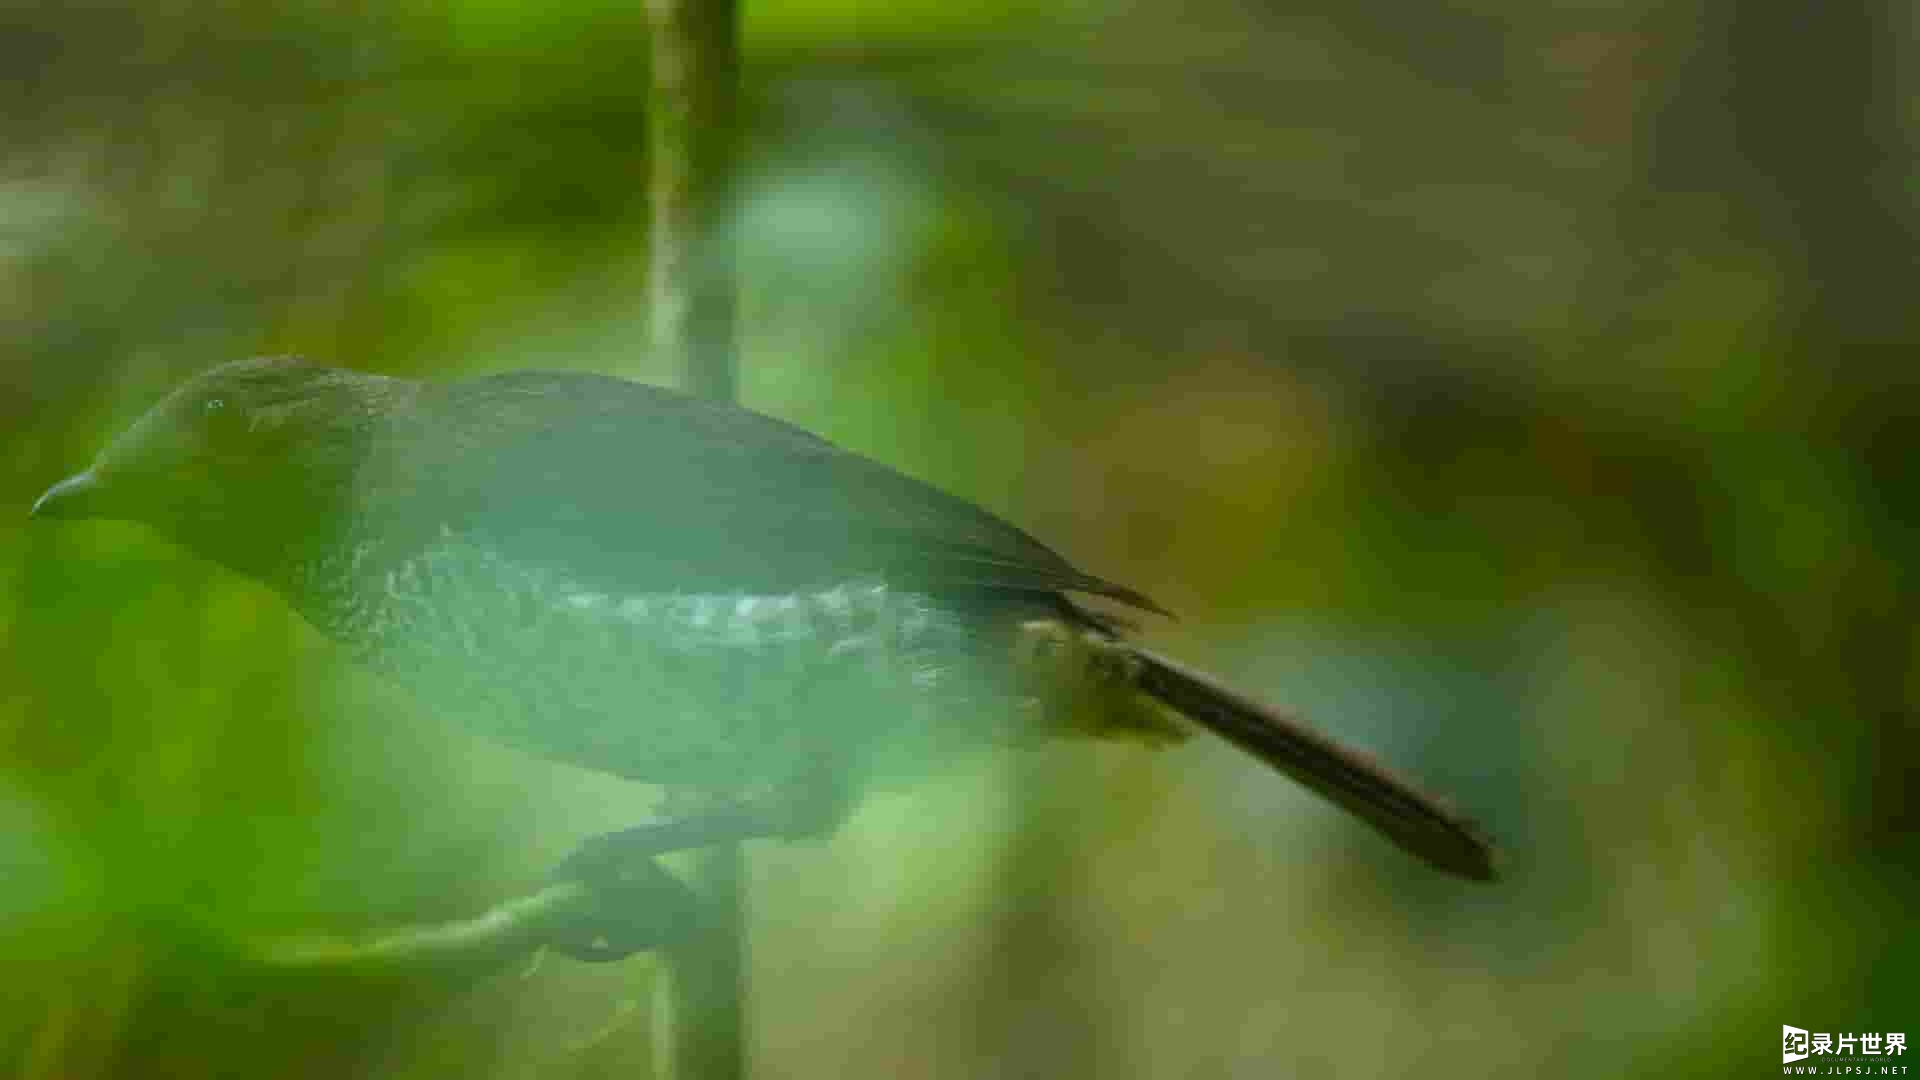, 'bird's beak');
30,469,105,520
